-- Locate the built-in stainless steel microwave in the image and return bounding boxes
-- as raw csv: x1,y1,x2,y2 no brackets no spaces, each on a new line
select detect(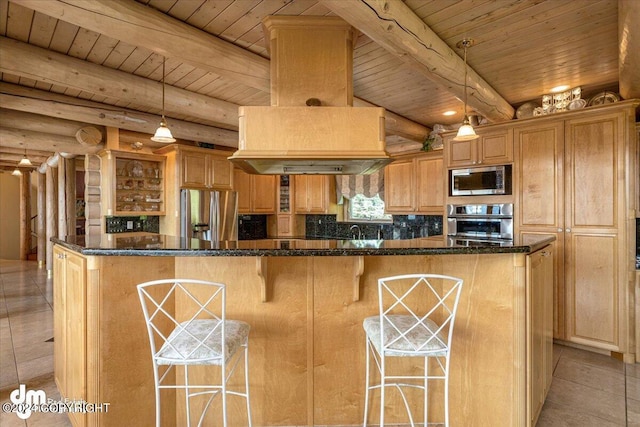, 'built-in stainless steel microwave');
450,165,512,196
